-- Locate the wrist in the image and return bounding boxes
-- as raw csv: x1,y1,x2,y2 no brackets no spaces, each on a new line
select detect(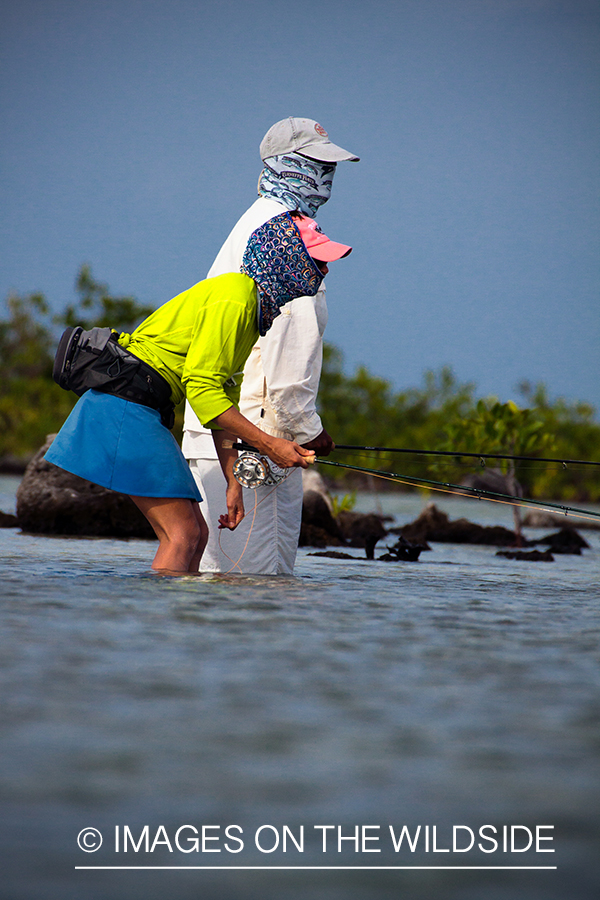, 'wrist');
257,433,279,458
